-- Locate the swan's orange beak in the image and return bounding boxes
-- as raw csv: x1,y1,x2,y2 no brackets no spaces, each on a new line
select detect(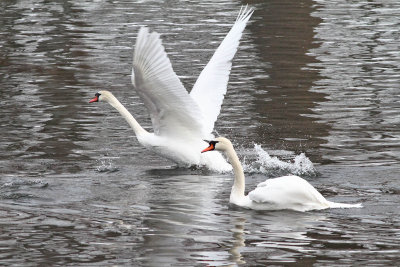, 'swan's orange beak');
89,96,99,103
201,143,214,153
